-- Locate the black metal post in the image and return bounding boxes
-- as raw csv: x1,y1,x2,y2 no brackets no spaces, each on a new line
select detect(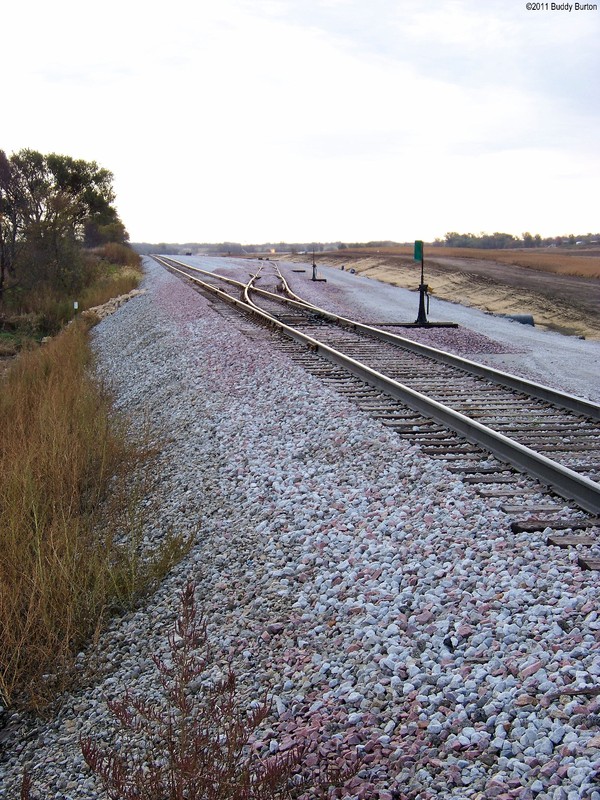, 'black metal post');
416,253,428,325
